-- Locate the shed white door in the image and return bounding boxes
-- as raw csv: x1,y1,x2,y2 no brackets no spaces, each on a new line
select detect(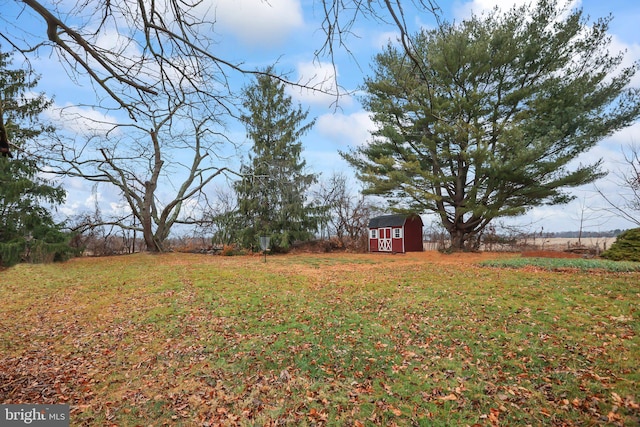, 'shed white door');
379,228,392,251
